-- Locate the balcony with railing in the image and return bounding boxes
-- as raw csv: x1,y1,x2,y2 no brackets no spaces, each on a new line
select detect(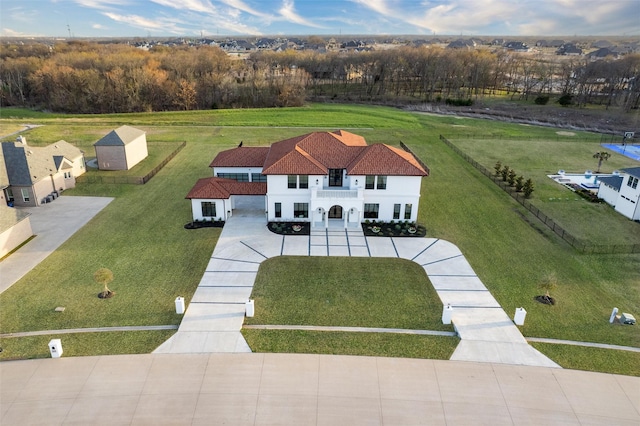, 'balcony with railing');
311,187,363,203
